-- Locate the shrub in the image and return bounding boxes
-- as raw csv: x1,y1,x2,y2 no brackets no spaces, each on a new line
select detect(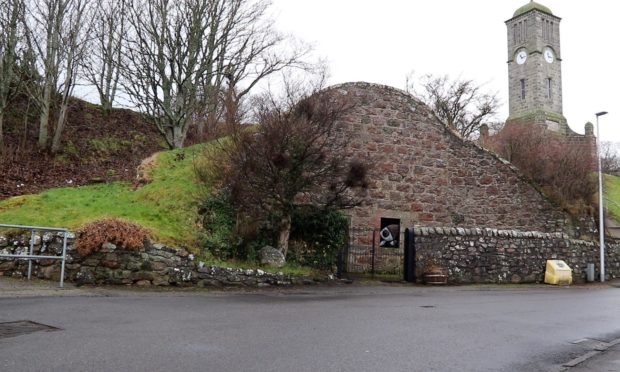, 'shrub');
200,189,242,260
287,206,348,270
199,190,348,270
75,218,150,257
206,83,368,258
490,124,596,210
